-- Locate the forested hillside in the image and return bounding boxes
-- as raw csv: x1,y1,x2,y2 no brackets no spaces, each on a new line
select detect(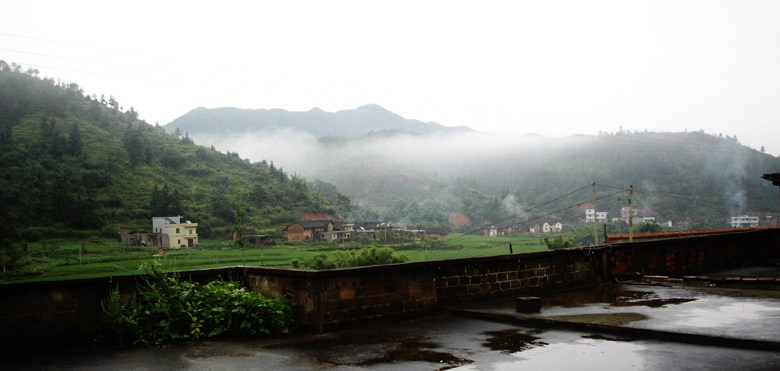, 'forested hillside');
0,61,339,243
